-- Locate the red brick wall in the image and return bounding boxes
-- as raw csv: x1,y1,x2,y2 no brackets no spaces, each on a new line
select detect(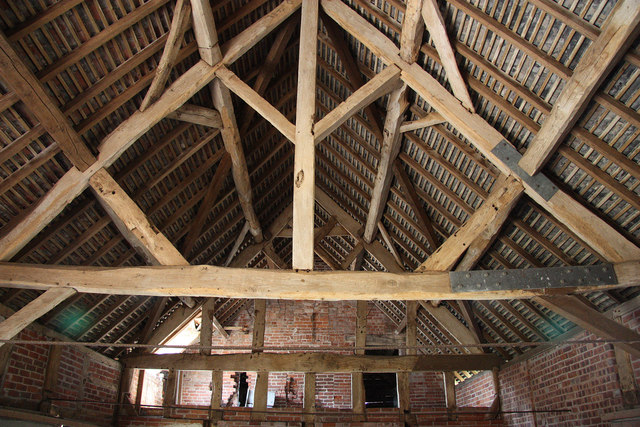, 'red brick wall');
456,370,496,407
456,305,640,426
0,324,121,426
